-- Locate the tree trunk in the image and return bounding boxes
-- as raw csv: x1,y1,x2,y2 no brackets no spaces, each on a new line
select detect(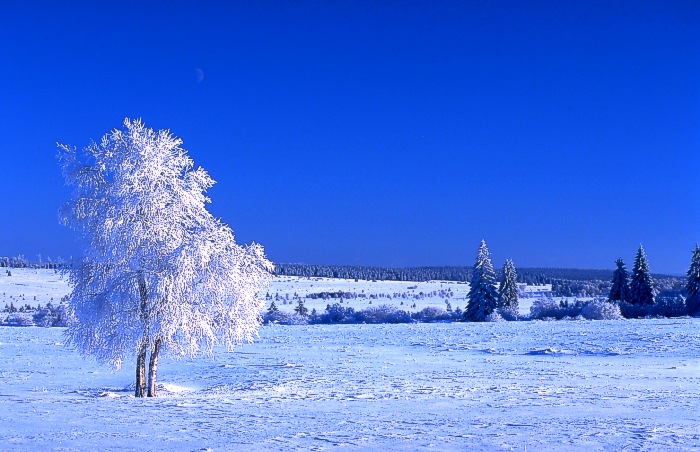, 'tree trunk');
135,344,147,397
147,338,162,397
136,271,149,398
